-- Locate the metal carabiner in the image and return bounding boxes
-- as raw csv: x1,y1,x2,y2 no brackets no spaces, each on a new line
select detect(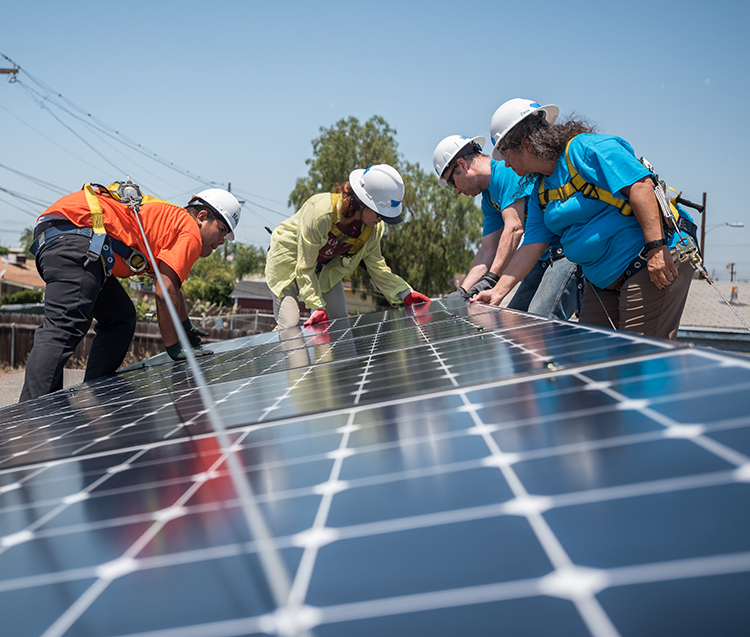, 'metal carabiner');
125,249,149,274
